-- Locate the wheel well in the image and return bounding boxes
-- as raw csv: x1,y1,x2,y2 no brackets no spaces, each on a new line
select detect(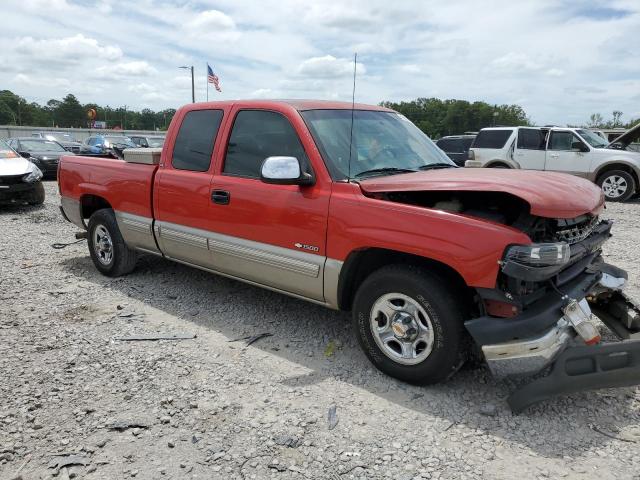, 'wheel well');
486,161,511,168
80,195,112,220
337,248,473,311
595,164,639,187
